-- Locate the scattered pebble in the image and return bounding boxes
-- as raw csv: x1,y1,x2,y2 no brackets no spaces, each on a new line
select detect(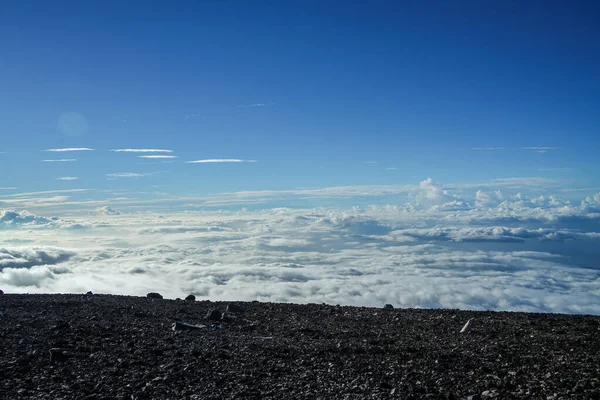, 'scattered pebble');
172,321,207,331
460,318,473,334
